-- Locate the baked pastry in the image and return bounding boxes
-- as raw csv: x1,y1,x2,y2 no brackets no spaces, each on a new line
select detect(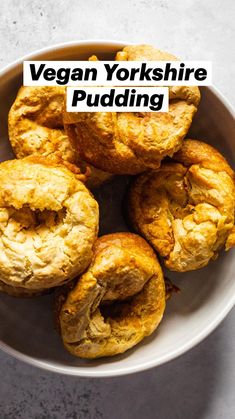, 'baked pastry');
128,139,235,271
226,226,235,250
64,44,200,174
55,233,166,358
0,156,99,291
8,86,112,189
